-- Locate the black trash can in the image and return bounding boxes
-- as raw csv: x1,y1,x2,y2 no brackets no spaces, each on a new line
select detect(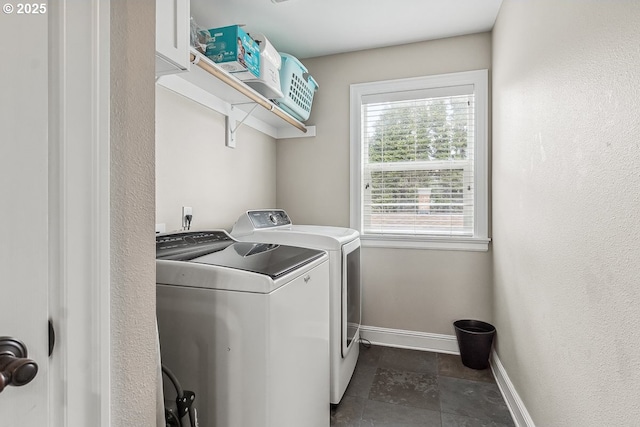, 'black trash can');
453,319,496,370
